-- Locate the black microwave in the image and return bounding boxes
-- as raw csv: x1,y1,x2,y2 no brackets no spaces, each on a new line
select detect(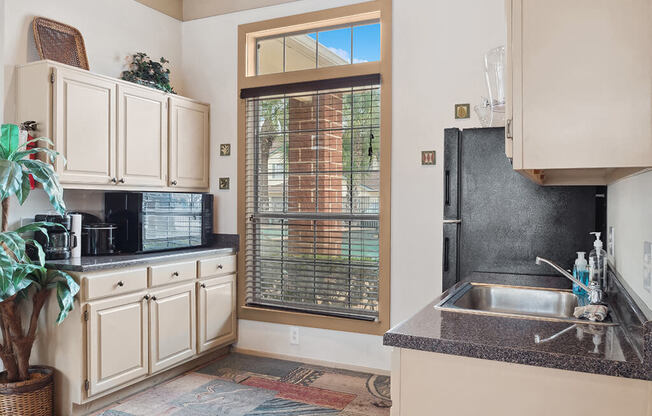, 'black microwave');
105,192,213,253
